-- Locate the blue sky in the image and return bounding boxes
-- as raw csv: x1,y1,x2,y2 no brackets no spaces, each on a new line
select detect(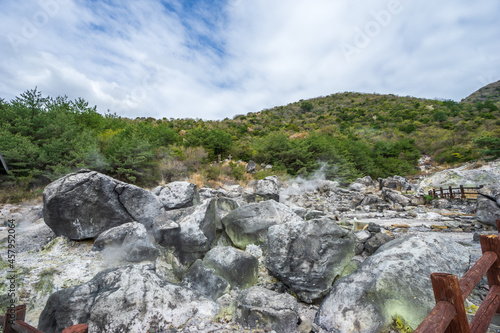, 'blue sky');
1,0,499,120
